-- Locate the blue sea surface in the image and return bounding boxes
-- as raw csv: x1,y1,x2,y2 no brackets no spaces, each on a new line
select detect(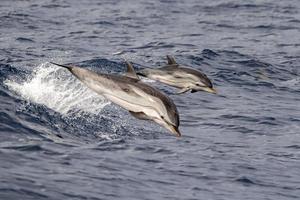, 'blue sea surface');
1,0,300,199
